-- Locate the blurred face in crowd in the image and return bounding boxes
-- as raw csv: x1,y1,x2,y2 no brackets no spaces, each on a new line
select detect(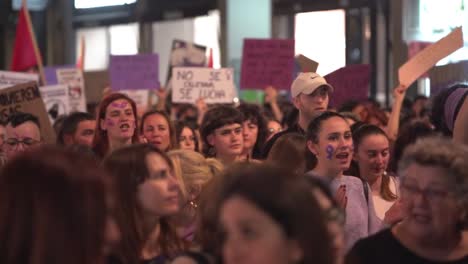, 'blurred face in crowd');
138,152,180,216
352,104,368,122
242,120,258,154
207,123,243,159
179,126,196,151
65,120,96,147
221,196,302,264
267,120,282,141
142,113,171,152
307,117,353,173
354,134,390,182
294,86,330,121
100,99,136,142
312,188,345,264
399,164,460,242
5,121,41,159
